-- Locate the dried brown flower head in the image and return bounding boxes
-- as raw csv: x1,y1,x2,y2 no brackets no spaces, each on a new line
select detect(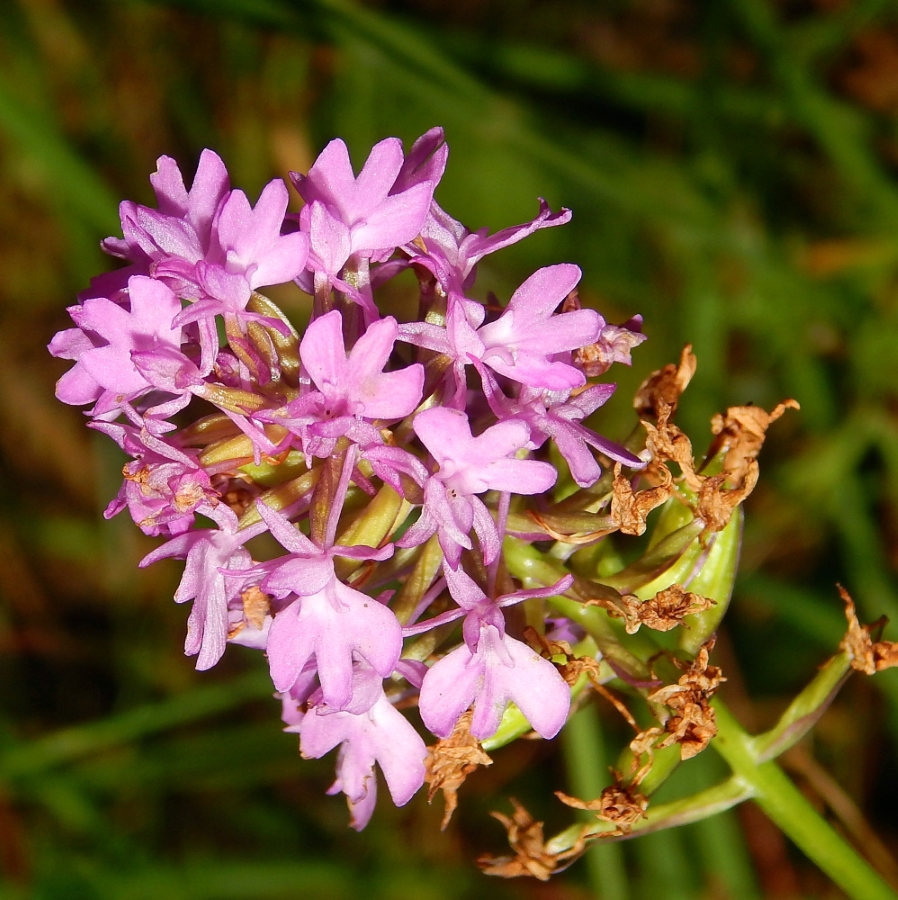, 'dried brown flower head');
610,461,674,535
556,779,650,836
839,585,898,674
425,710,493,829
588,584,715,635
479,799,586,880
708,400,799,484
649,640,725,759
634,345,697,418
